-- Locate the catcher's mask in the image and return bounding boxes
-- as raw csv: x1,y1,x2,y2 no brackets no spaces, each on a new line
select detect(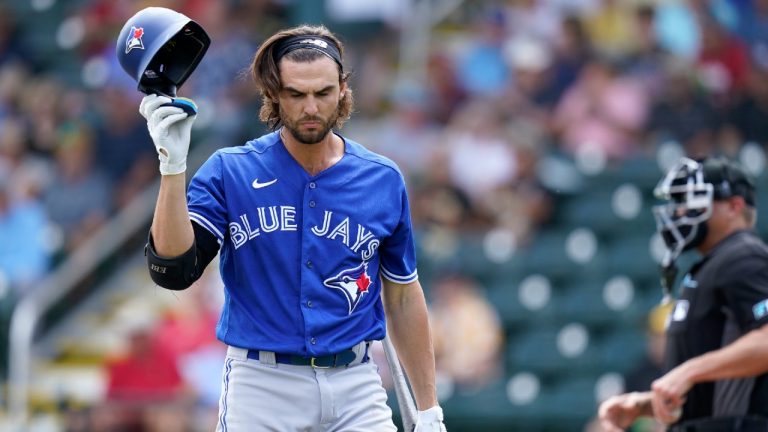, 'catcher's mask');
653,156,755,300
116,7,210,97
